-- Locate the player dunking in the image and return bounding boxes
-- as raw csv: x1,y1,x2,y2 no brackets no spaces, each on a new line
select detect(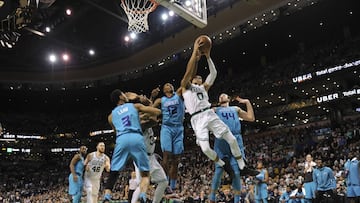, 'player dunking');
103,89,161,202
179,36,245,170
84,142,110,203
152,83,185,191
